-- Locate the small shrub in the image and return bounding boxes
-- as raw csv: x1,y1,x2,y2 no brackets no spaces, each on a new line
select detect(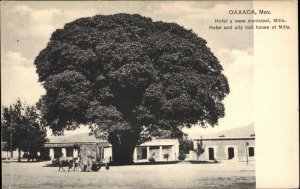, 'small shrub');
163,153,169,161
23,153,28,158
148,157,155,163
195,140,205,160
178,153,186,160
